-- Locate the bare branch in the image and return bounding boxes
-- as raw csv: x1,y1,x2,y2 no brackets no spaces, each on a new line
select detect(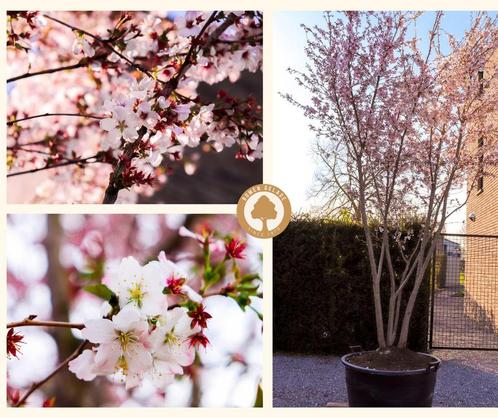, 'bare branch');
13,339,89,407
7,154,103,178
7,113,103,126
7,318,84,330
